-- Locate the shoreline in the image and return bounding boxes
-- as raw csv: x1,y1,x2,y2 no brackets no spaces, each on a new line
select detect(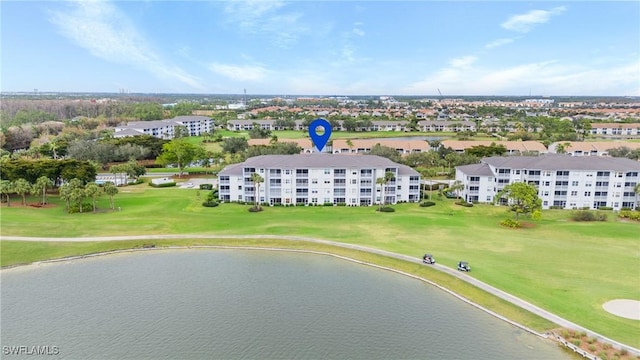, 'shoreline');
1,245,550,338
2,235,639,357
